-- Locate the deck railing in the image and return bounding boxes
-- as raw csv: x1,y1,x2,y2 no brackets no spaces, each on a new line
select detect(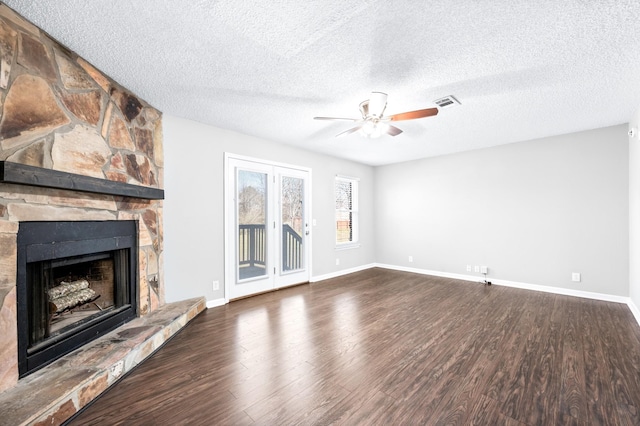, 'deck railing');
238,224,303,272
239,224,266,268
282,224,303,271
